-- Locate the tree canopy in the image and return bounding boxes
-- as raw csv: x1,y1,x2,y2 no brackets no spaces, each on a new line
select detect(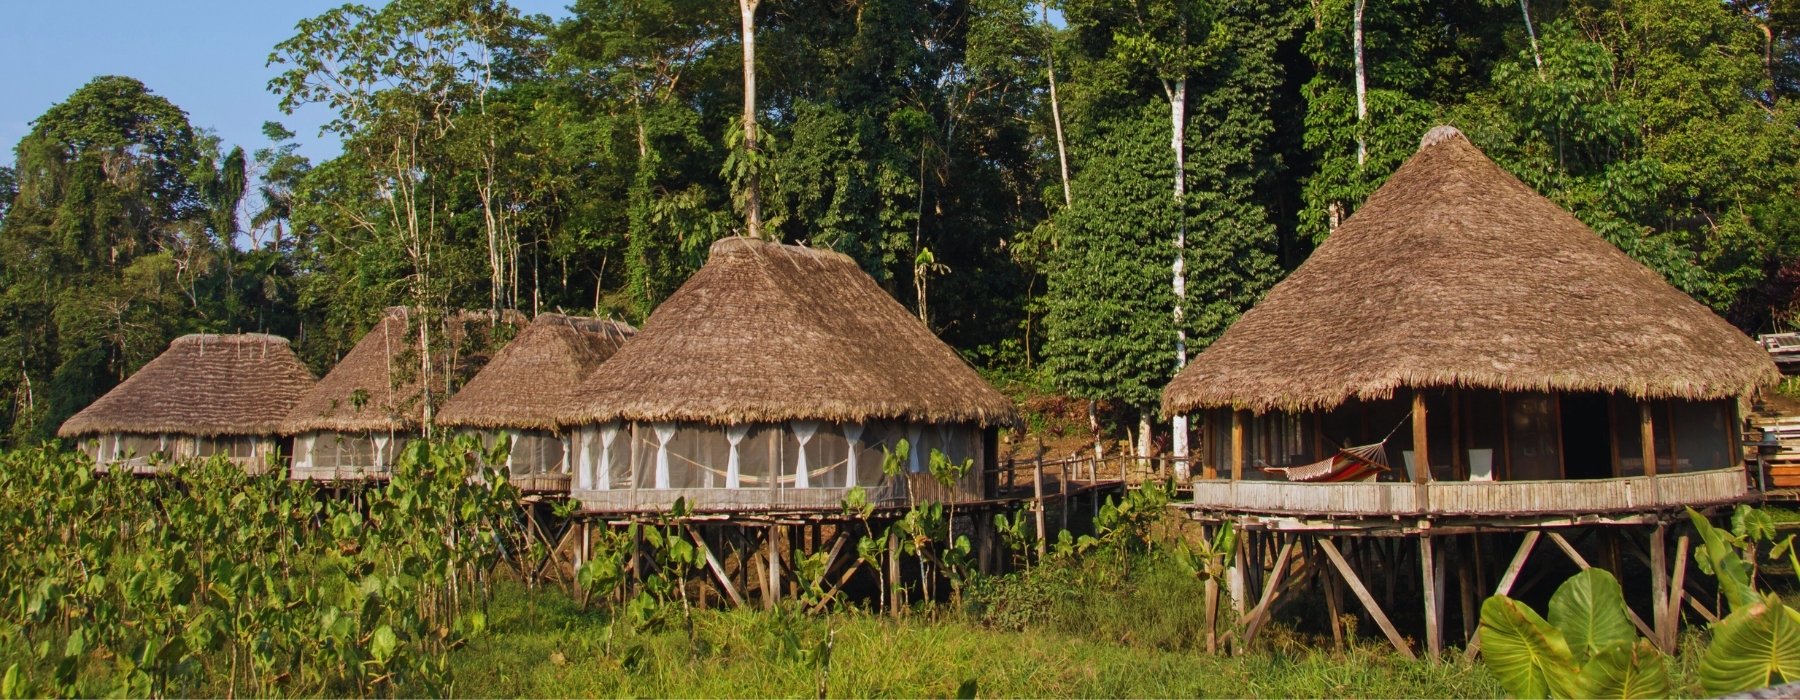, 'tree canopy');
3,0,1799,449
